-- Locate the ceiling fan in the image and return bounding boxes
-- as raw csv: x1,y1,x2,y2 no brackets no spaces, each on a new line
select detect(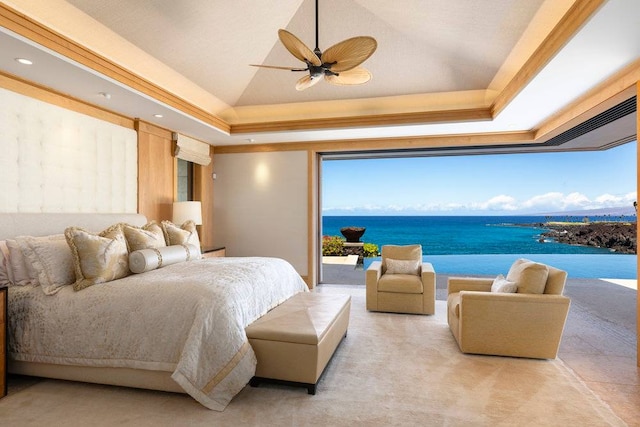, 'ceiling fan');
250,0,377,91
